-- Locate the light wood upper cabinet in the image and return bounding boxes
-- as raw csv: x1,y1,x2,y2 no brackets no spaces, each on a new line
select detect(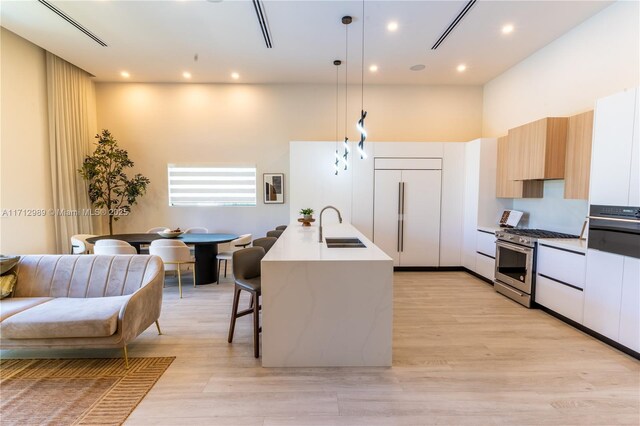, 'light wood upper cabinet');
564,111,594,199
508,117,568,180
496,136,543,198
